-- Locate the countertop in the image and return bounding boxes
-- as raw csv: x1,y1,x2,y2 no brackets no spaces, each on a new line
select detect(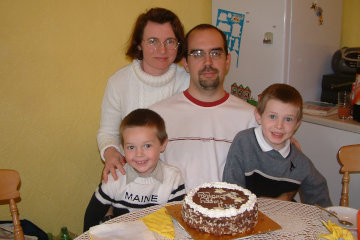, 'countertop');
303,113,360,134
